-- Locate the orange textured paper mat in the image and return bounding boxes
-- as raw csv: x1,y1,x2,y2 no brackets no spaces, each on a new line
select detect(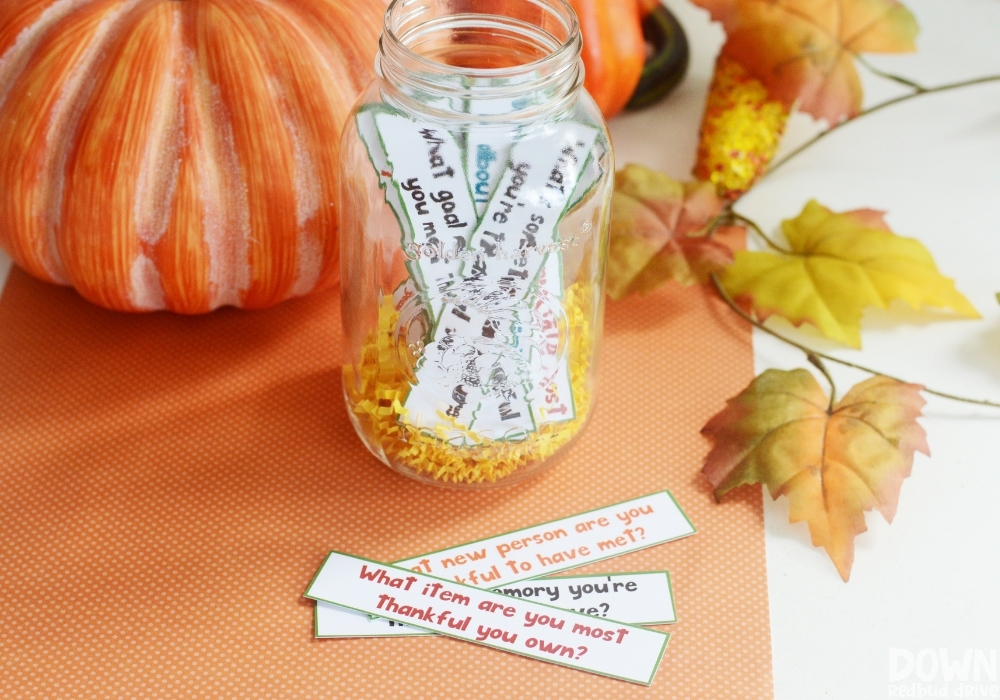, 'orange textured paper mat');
0,266,771,699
